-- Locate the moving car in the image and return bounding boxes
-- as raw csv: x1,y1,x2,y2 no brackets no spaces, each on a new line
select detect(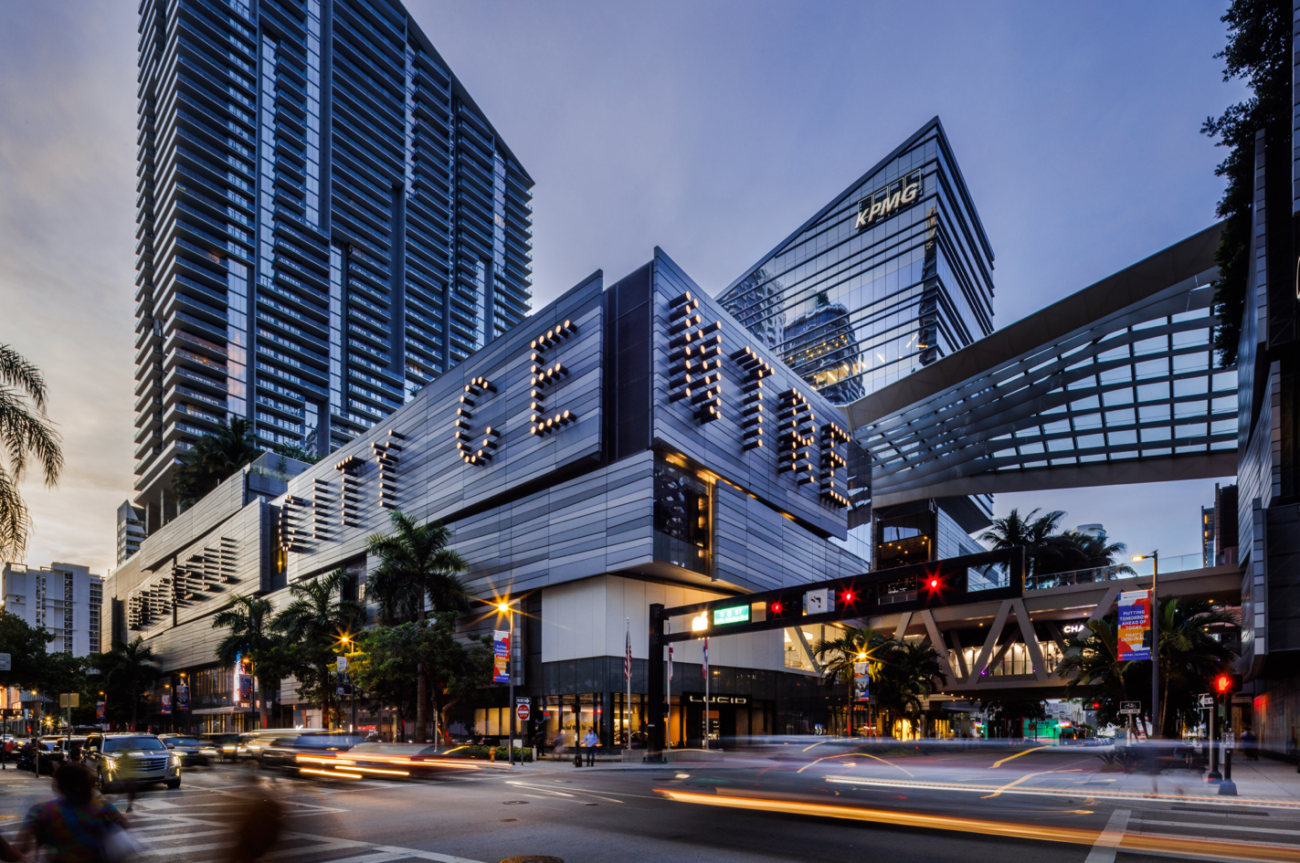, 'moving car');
82,733,182,792
239,729,312,765
261,732,365,772
158,734,213,766
201,732,243,762
17,738,57,774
